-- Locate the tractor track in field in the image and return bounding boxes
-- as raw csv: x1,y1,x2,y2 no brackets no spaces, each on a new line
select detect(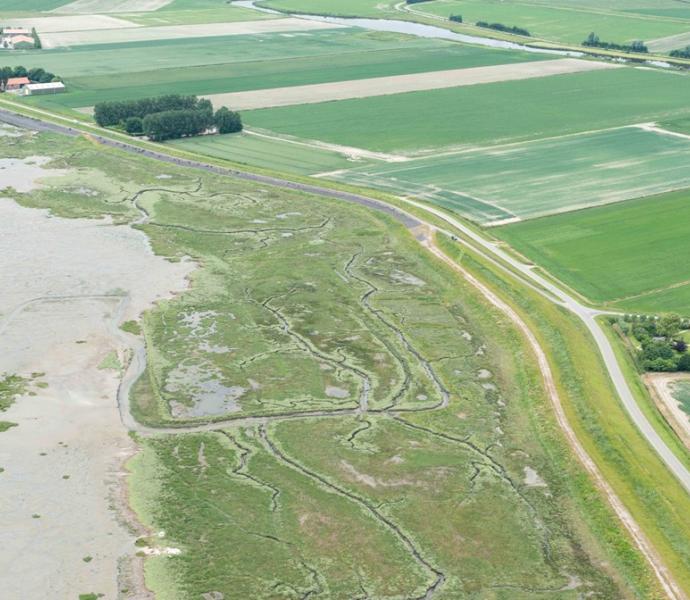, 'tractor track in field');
0,106,685,599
